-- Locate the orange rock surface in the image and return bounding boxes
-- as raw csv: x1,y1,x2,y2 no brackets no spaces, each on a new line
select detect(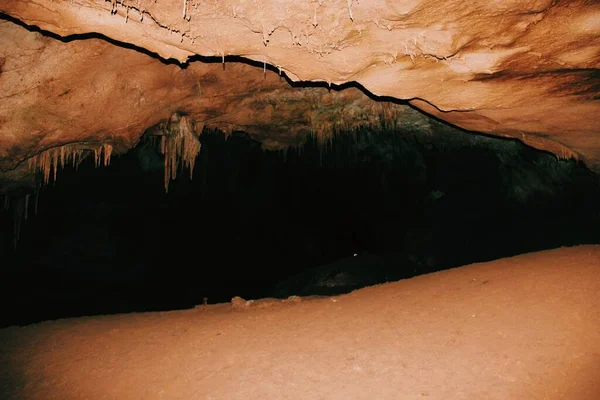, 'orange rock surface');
0,0,599,187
